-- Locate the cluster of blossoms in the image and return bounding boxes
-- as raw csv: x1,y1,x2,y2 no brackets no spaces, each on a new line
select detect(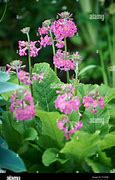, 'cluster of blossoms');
55,84,105,115
17,70,44,85
57,117,83,140
18,12,80,73
6,60,25,73
55,84,80,114
18,41,40,57
53,50,76,71
83,96,105,114
10,89,35,121
51,12,77,40
38,20,52,48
